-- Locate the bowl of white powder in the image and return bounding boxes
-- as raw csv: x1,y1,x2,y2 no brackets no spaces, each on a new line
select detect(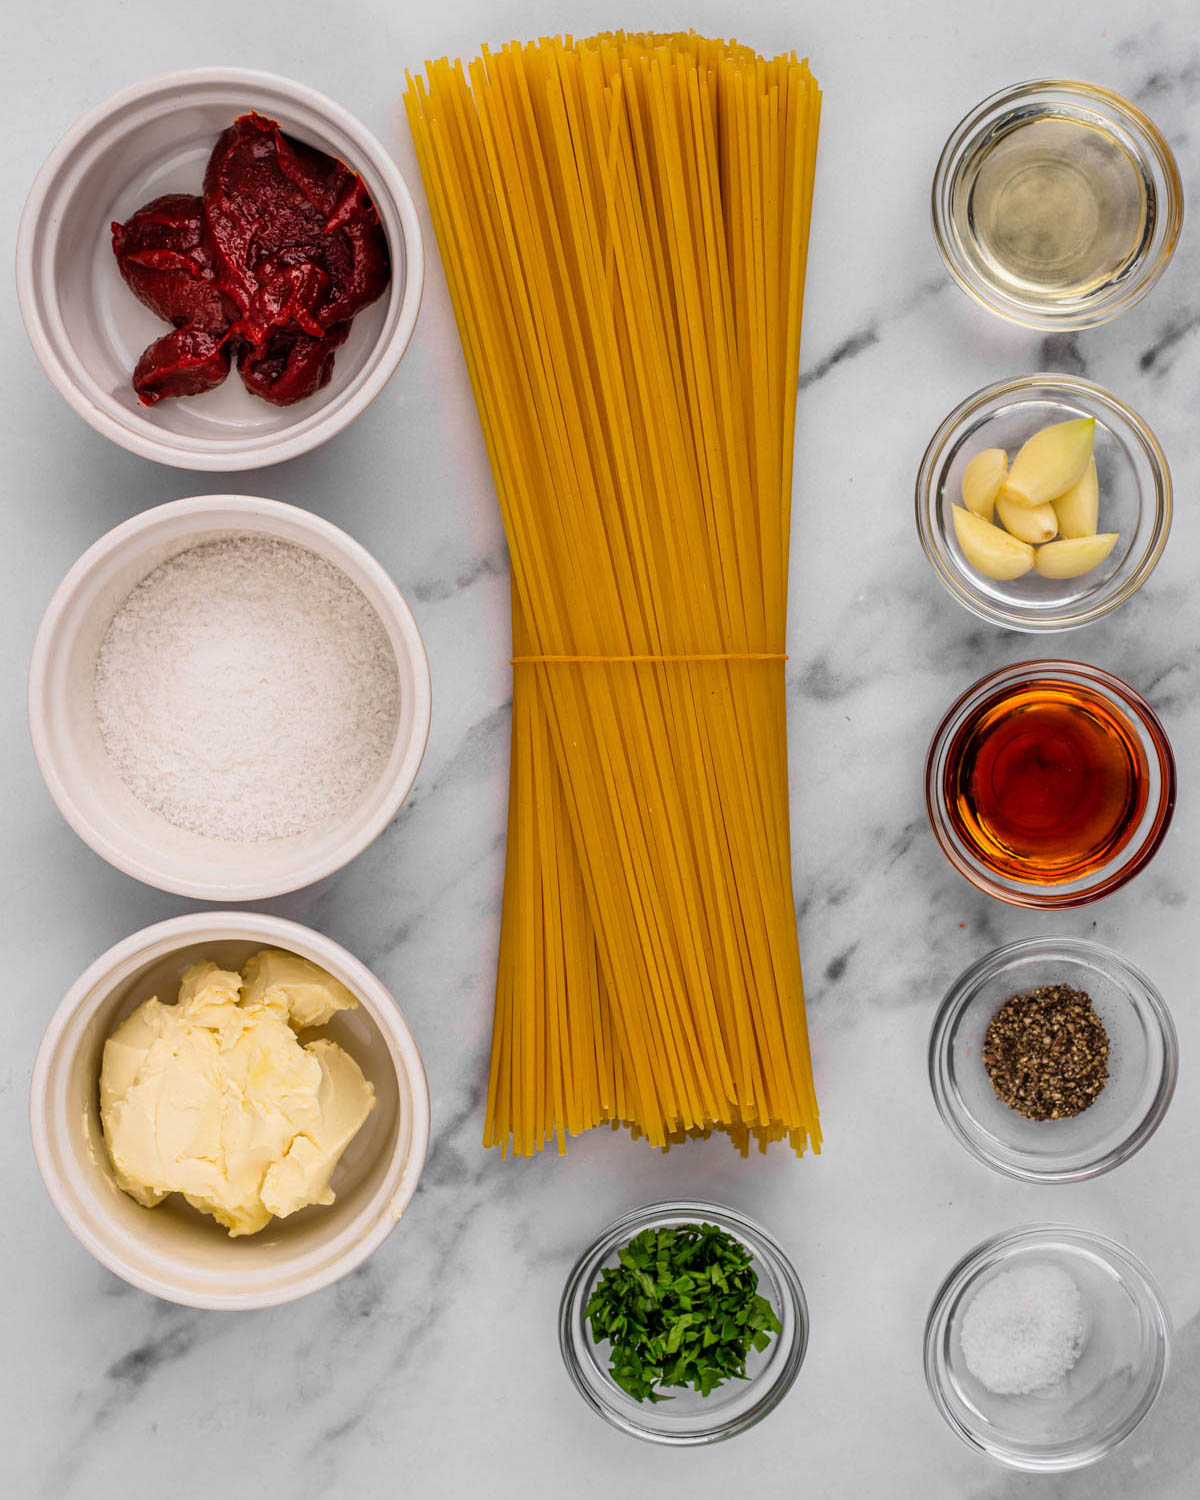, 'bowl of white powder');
924,1224,1171,1471
28,495,431,898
